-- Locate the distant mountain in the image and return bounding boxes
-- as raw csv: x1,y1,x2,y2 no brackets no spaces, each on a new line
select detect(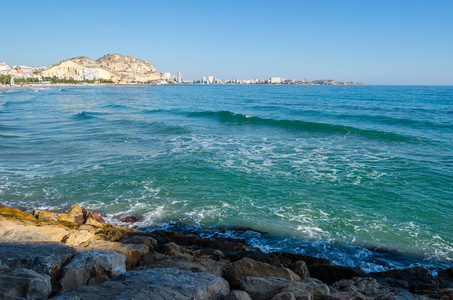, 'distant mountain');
40,54,161,83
